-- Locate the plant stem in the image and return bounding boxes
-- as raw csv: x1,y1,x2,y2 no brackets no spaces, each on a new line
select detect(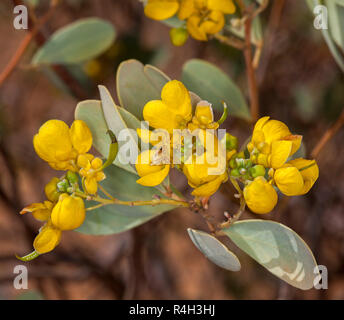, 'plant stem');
243,15,260,123
311,108,344,158
76,191,190,209
0,0,58,88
